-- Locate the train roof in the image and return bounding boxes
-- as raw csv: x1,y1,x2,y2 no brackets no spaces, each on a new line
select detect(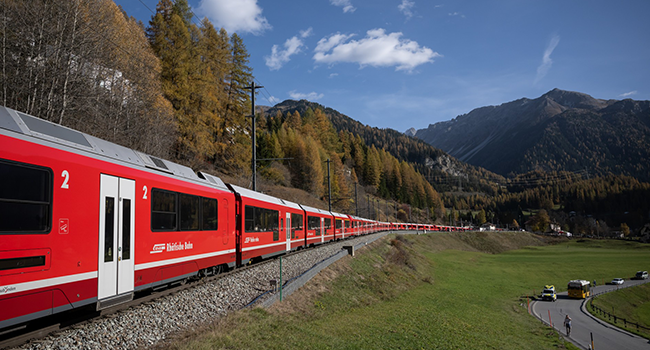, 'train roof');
331,211,349,219
0,106,230,192
300,204,332,216
228,184,302,210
